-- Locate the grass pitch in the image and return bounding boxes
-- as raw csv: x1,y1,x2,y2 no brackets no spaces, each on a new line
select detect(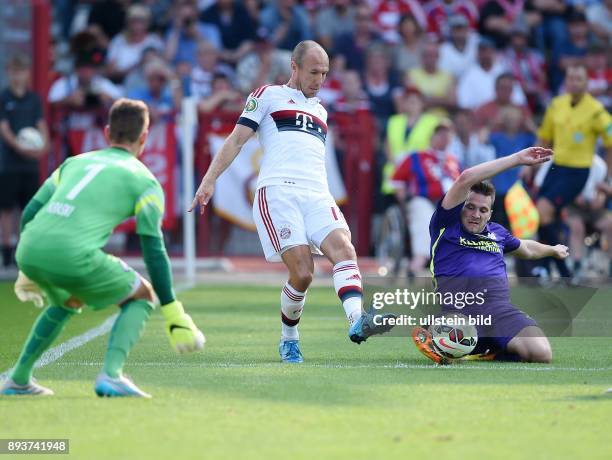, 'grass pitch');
1,282,611,460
